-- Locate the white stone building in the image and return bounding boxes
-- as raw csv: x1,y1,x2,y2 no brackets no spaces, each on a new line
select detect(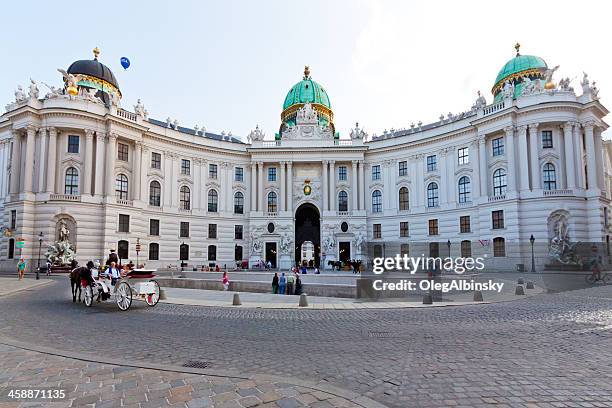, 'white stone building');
0,46,610,271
